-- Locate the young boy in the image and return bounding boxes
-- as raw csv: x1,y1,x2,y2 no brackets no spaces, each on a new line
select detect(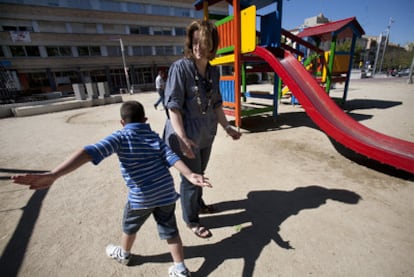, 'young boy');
12,100,211,277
